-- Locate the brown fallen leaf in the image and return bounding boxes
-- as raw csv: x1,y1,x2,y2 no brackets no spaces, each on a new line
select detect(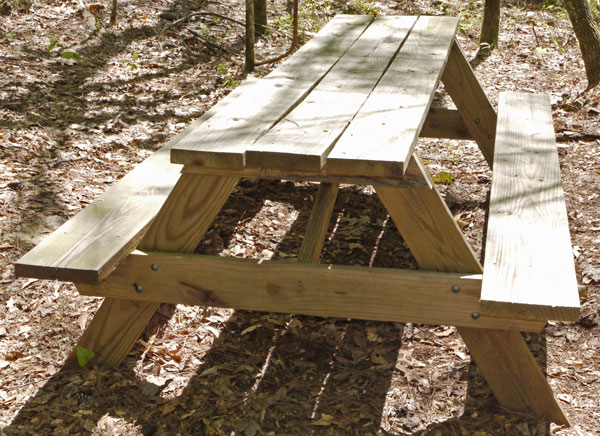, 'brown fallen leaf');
370,347,389,365
311,414,335,426
241,323,262,335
